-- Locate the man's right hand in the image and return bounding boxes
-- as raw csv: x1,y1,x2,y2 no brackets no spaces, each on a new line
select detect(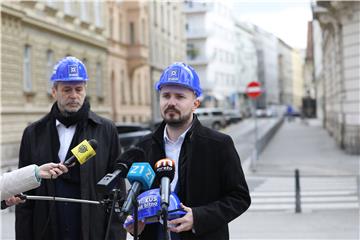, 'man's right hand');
38,163,68,179
123,215,146,235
